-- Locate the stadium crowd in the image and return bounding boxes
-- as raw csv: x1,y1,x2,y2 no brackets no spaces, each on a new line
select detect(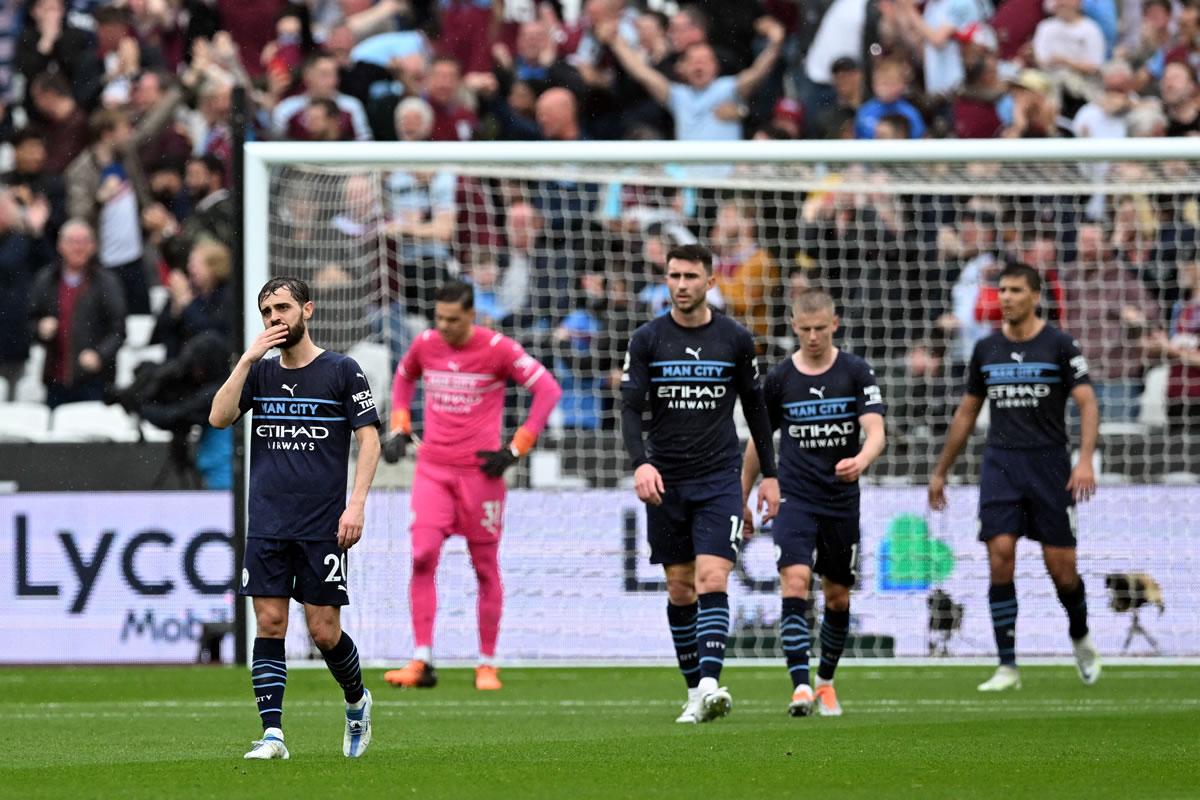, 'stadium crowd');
0,0,1197,483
